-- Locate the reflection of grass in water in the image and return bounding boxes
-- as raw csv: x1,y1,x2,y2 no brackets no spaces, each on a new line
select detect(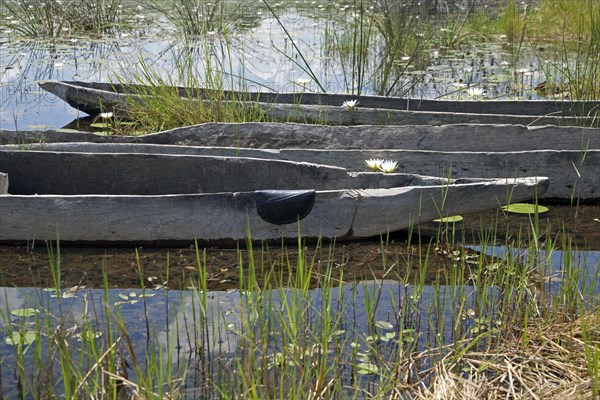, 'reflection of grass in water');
2,214,599,398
